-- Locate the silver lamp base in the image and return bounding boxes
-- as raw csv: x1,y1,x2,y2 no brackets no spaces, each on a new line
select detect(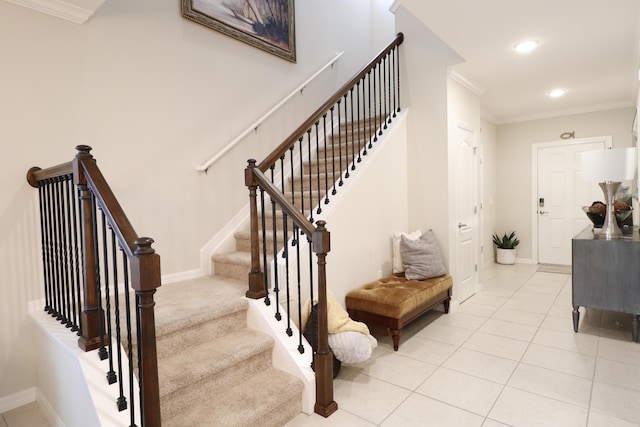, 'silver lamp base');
596,181,622,240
